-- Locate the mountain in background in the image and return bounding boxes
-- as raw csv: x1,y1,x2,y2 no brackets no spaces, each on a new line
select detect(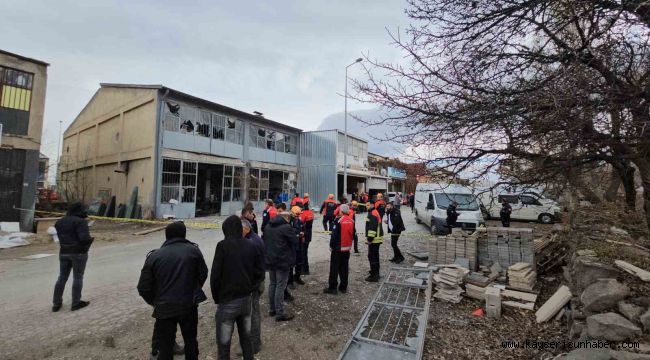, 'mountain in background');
316,108,406,157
